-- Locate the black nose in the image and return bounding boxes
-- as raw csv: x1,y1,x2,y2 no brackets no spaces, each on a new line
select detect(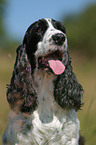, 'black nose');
52,33,65,45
